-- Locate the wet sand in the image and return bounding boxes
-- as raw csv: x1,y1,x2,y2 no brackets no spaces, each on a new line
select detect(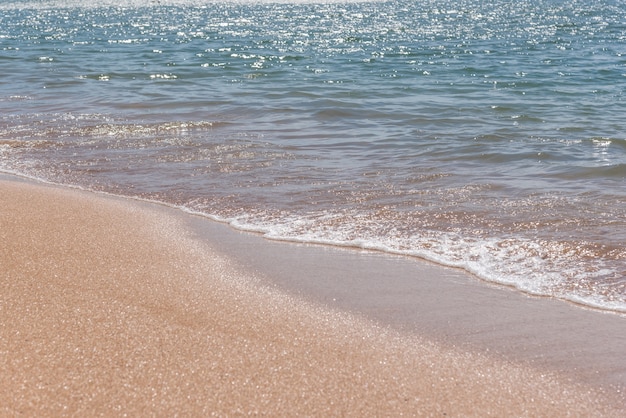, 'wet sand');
189,215,626,390
1,177,624,416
